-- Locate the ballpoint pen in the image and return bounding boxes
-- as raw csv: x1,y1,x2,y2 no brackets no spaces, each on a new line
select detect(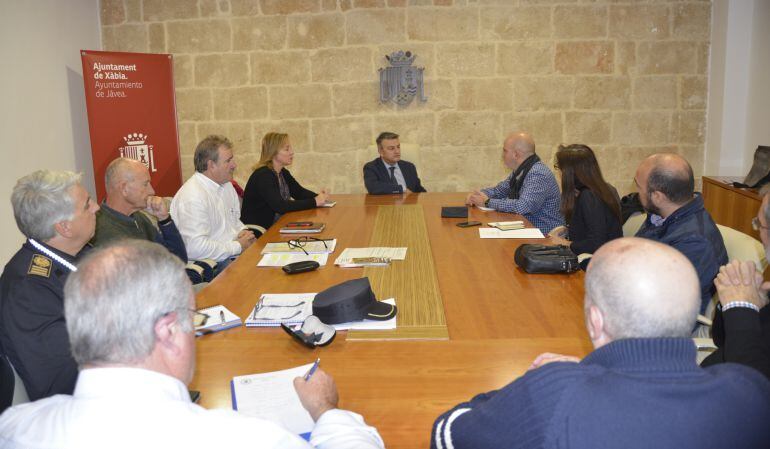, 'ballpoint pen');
304,358,320,381
219,310,225,324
